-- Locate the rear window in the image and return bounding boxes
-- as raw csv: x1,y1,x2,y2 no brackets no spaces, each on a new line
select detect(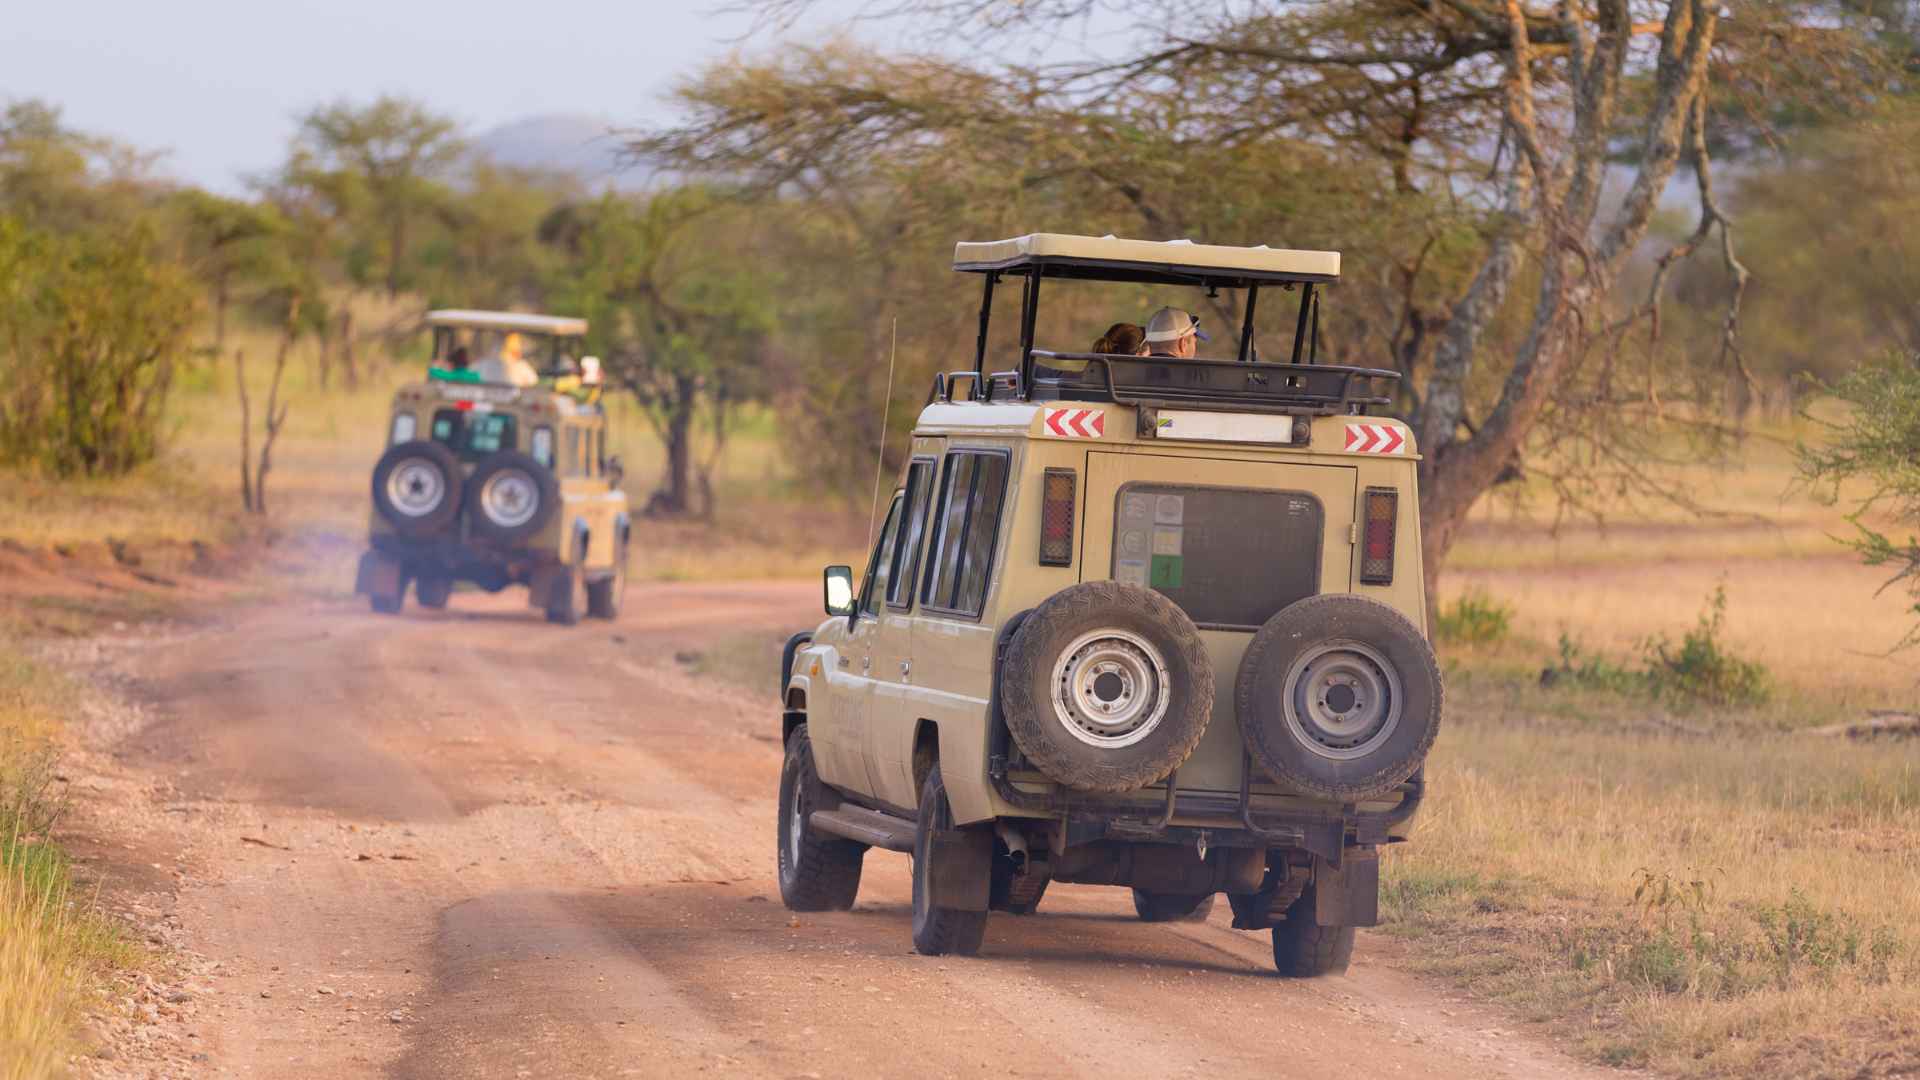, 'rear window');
1111,483,1322,630
430,409,517,460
